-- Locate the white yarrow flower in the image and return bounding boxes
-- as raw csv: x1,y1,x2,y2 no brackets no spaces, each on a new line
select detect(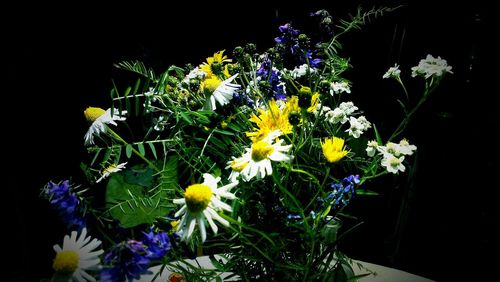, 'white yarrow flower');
399,138,417,156
330,81,351,95
411,54,453,79
381,155,406,174
383,64,401,79
366,140,379,157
